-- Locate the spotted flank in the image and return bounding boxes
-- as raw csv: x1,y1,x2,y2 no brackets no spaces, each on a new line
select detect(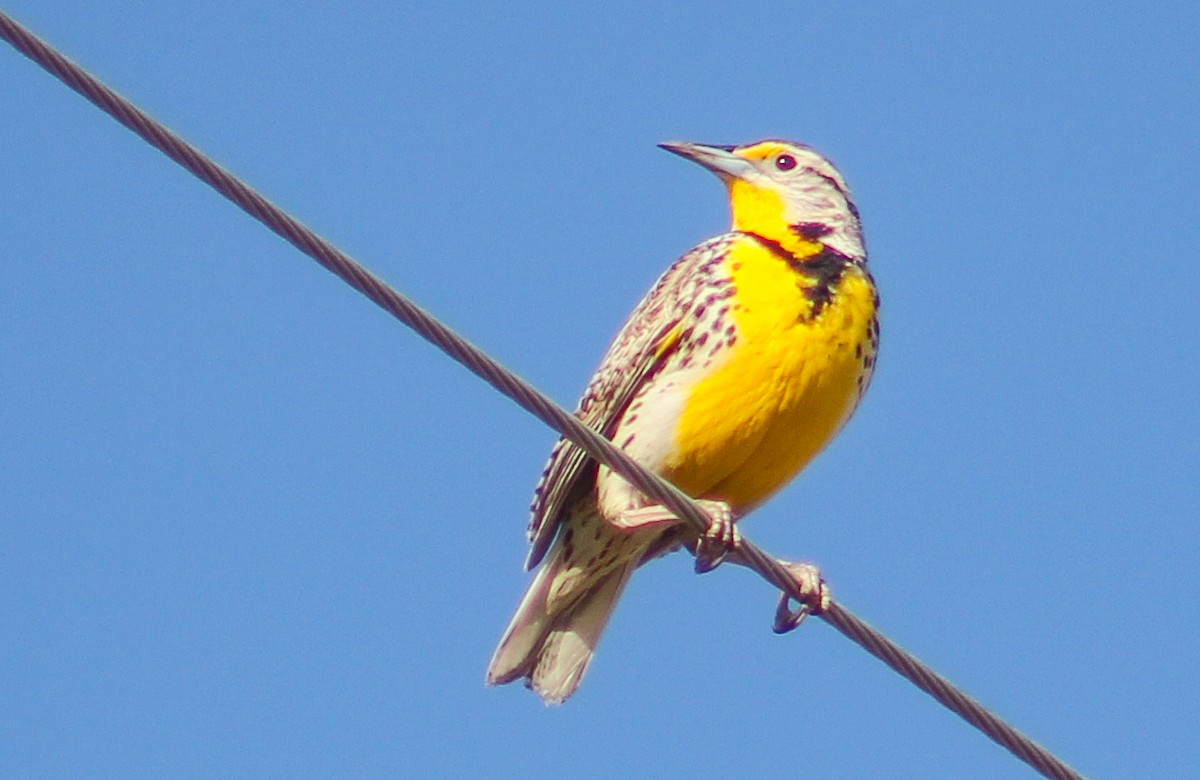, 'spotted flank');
488,139,880,703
